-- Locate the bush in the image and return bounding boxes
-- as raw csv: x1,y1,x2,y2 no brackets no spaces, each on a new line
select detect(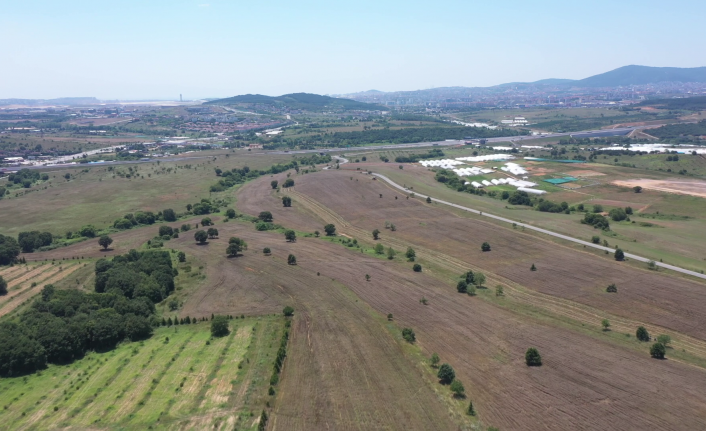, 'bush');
609,208,627,221
287,254,297,265
284,230,296,242
283,178,294,188
450,379,465,397
211,315,230,337
402,327,416,343
582,213,610,230
225,208,236,219
636,326,650,342
657,334,671,347
163,208,177,222
606,283,617,293
591,235,600,244
258,211,273,222
177,252,186,263
282,196,292,207
481,242,491,252
263,247,271,255
194,230,208,244
650,342,666,359
283,306,294,317
525,347,542,366
437,363,455,384
412,264,422,272
374,243,384,254
158,226,174,237
456,280,468,293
